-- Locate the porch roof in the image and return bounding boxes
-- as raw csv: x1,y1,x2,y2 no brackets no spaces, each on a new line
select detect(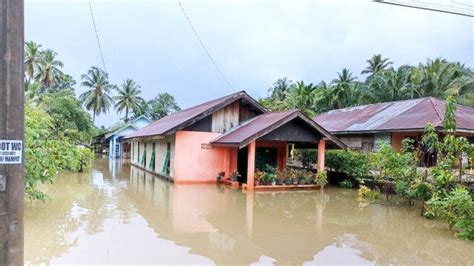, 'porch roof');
211,110,346,149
